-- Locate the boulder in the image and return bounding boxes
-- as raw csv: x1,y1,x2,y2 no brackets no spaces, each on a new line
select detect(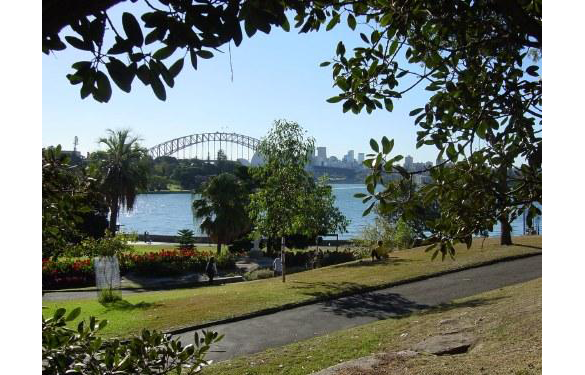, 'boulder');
412,333,476,355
